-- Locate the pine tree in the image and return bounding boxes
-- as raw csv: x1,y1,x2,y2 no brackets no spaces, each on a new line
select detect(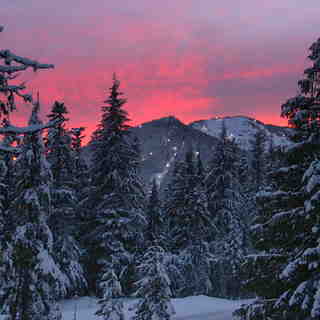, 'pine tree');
95,262,124,320
83,74,146,294
238,37,320,320
206,121,240,234
206,122,249,298
46,101,73,187
282,37,320,135
0,26,64,319
70,127,88,194
70,127,89,247
133,246,175,320
271,37,320,320
45,101,87,298
164,149,213,295
1,101,62,320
